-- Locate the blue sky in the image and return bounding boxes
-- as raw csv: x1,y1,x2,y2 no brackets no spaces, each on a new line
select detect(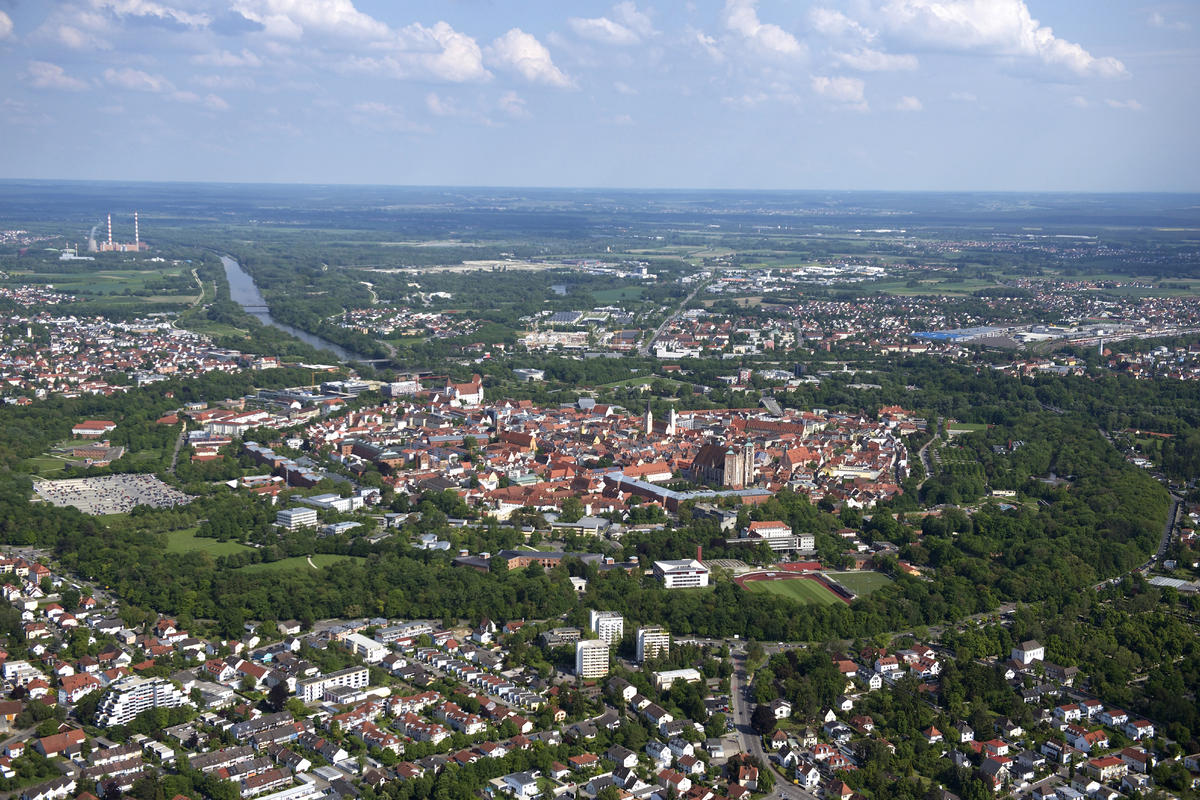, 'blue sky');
0,0,1196,191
